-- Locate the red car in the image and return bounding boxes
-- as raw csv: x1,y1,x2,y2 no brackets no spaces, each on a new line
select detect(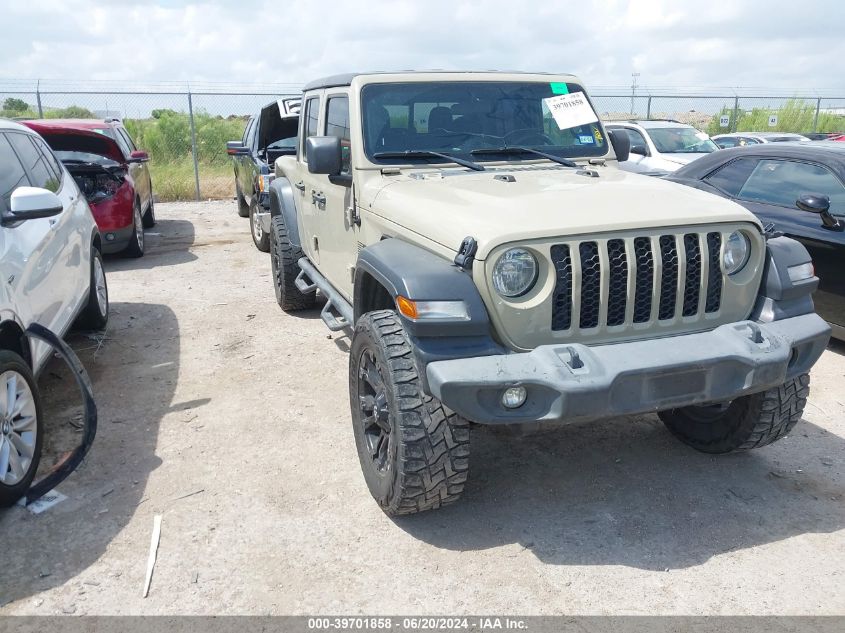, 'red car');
22,119,155,257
